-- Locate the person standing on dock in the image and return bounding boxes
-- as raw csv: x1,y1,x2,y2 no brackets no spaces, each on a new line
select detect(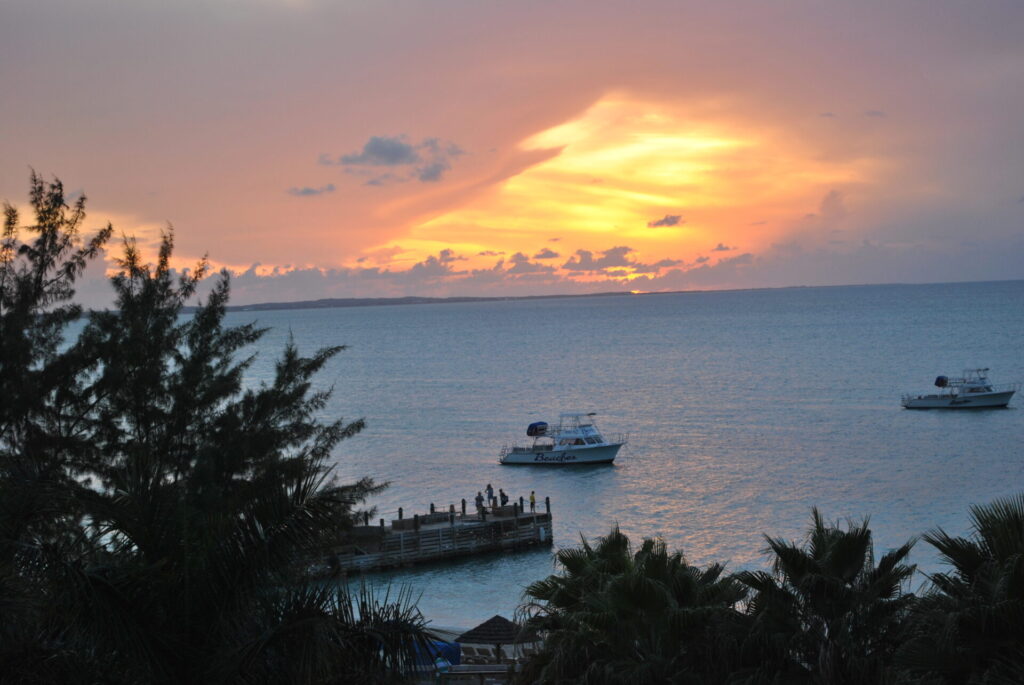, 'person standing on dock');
499,489,508,506
475,491,485,514
485,483,494,506
530,490,536,512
